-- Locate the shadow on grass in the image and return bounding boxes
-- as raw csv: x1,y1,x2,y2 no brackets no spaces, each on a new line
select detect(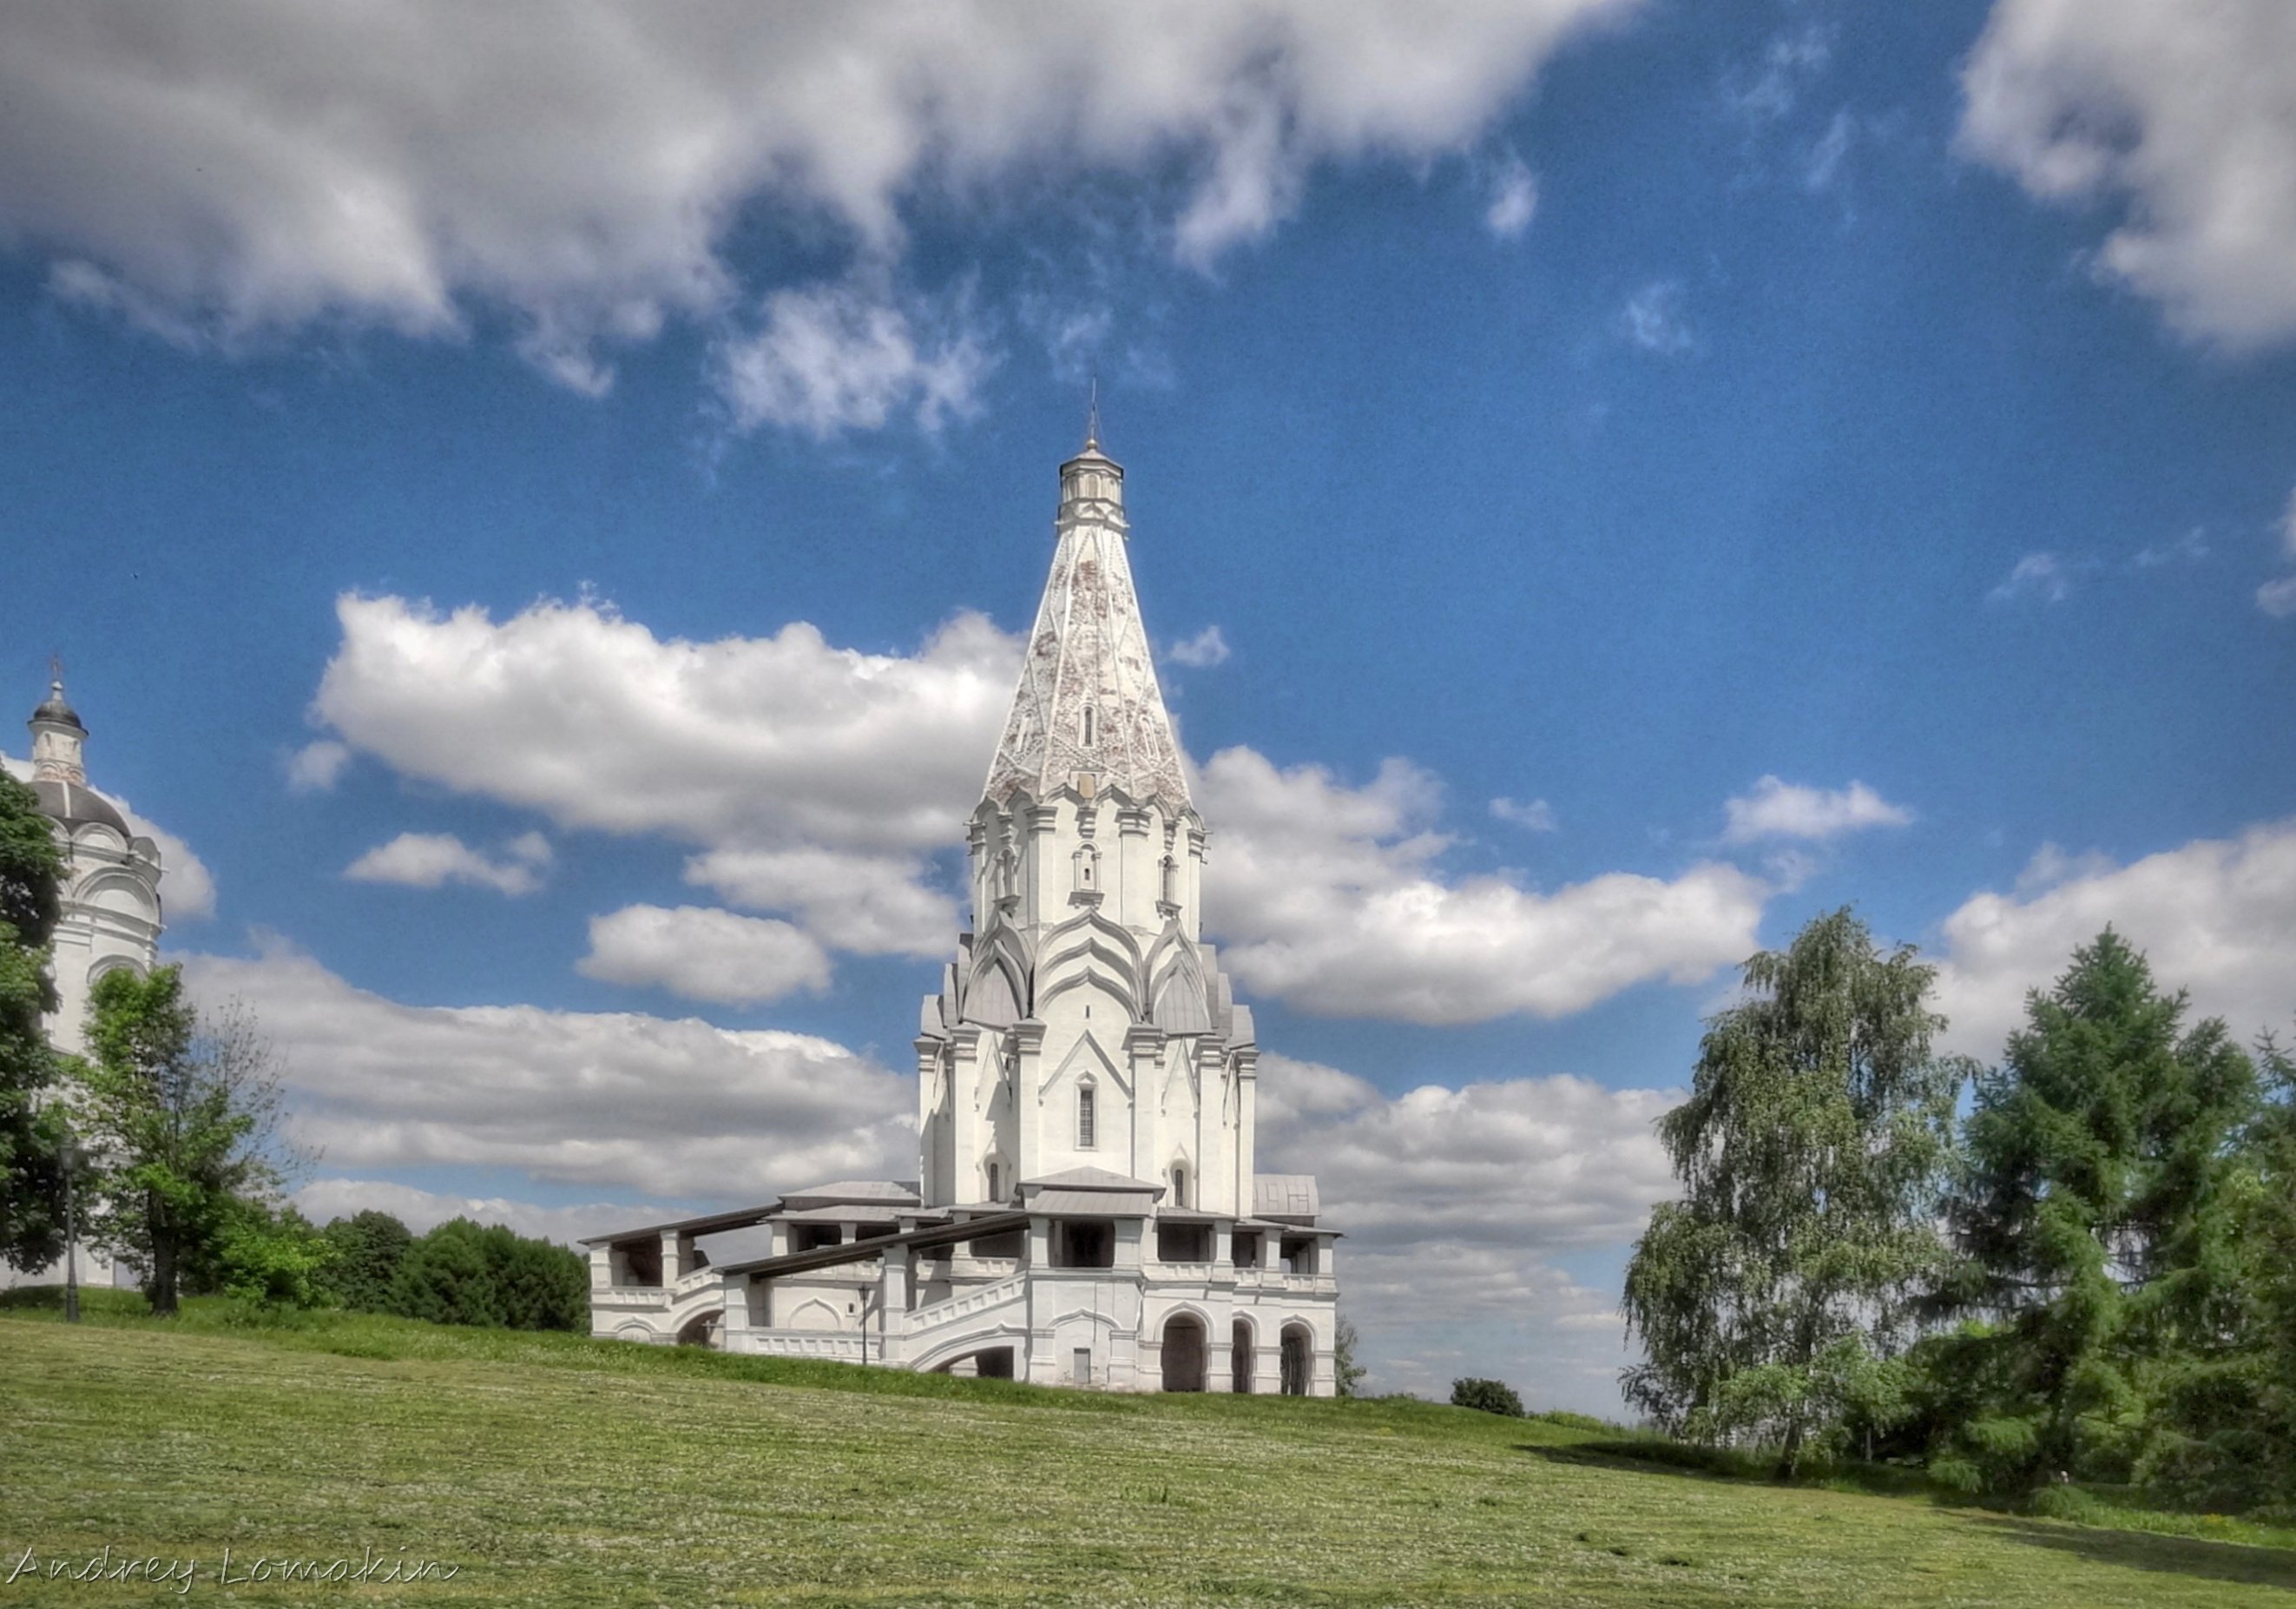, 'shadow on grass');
1969,1516,2296,1593
1517,1441,2296,1591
